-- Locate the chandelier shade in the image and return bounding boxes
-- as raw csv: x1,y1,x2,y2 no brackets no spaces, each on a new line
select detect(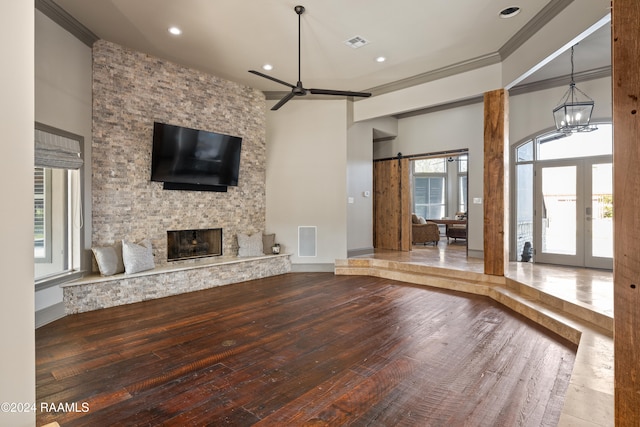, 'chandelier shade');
552,46,597,134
